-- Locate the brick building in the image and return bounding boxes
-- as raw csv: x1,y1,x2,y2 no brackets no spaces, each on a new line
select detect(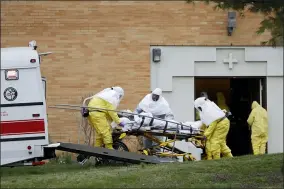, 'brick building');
2,1,282,155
